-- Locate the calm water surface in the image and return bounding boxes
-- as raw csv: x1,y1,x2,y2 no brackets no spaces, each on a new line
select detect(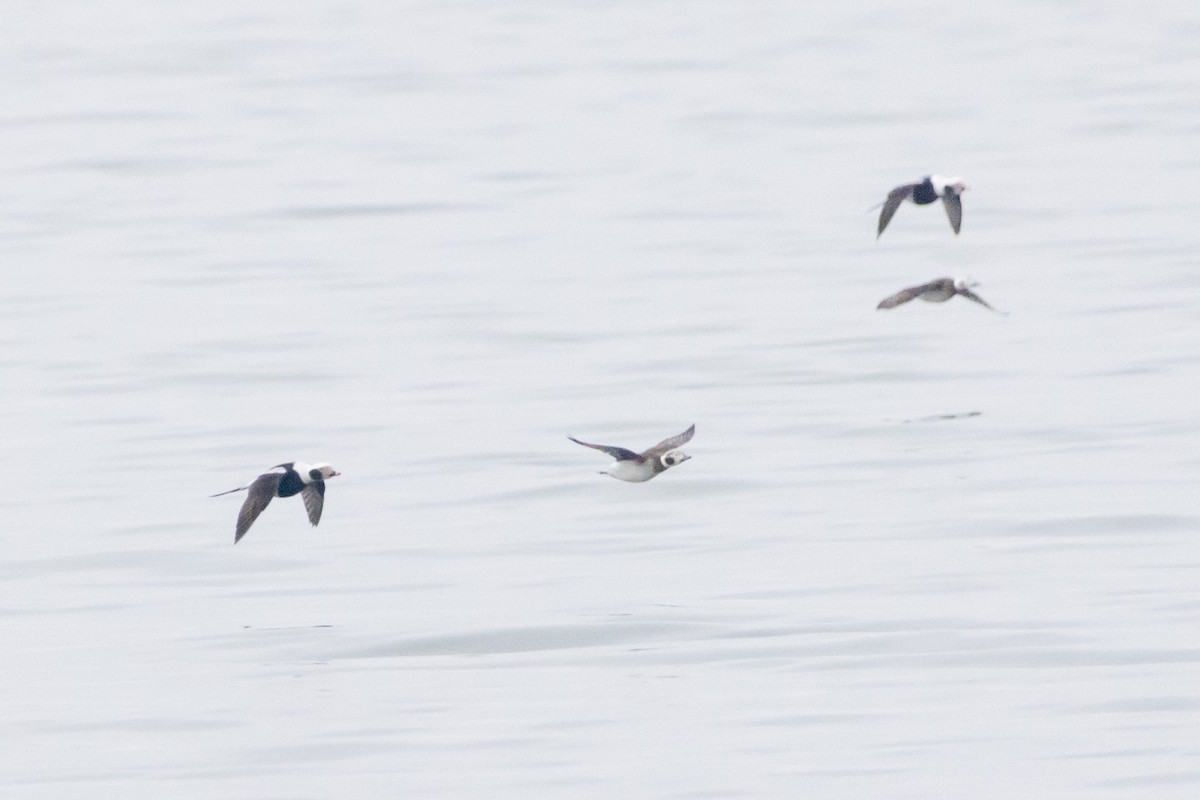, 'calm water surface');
2,1,1199,797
